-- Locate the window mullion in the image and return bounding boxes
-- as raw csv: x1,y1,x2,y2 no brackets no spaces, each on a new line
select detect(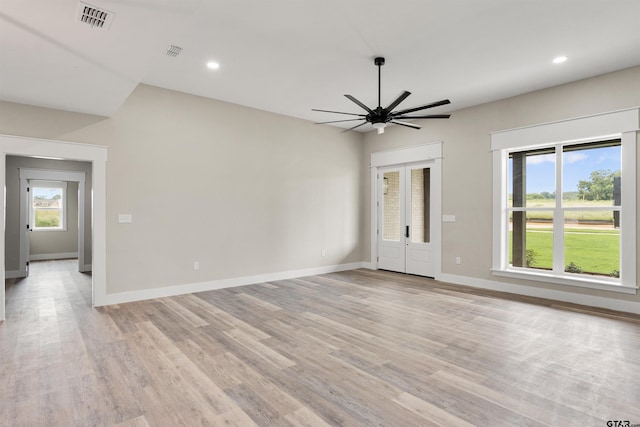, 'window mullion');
552,147,564,274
